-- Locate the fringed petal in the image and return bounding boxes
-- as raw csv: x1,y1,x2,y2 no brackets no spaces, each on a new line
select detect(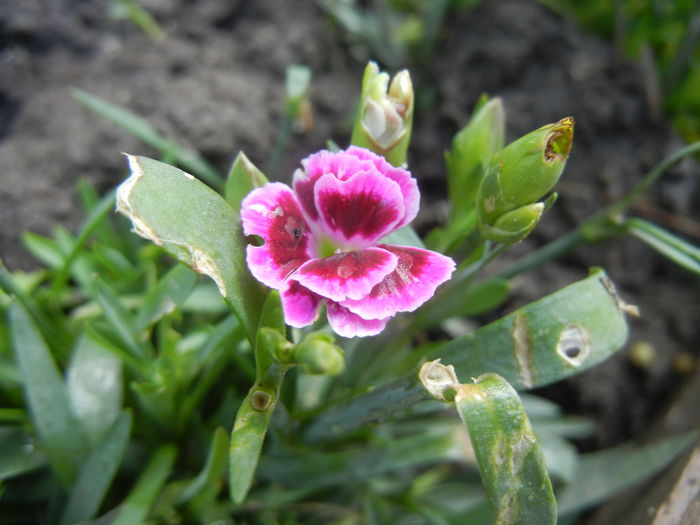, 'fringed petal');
341,245,455,319
280,280,322,328
314,171,405,246
241,183,315,288
293,247,398,302
326,302,390,338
